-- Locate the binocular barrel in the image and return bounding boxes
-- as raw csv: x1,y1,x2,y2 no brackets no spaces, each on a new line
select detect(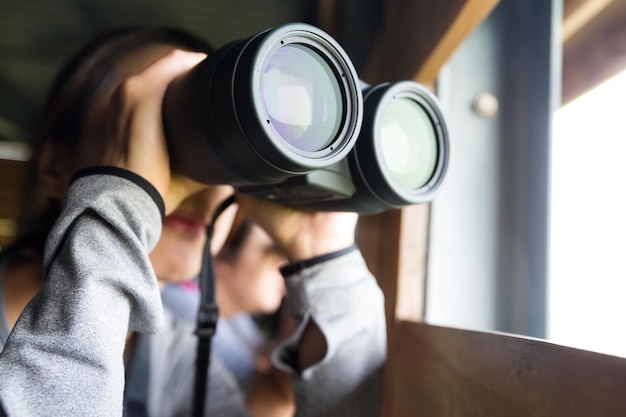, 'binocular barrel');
163,22,450,214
